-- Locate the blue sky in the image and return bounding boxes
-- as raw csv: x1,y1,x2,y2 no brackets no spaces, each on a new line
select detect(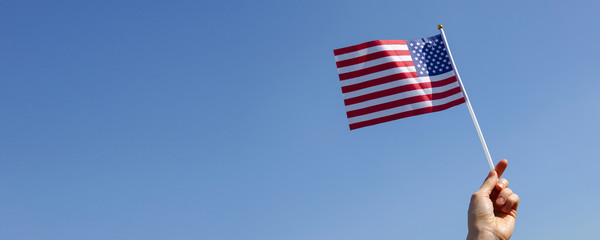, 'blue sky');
2,1,600,239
